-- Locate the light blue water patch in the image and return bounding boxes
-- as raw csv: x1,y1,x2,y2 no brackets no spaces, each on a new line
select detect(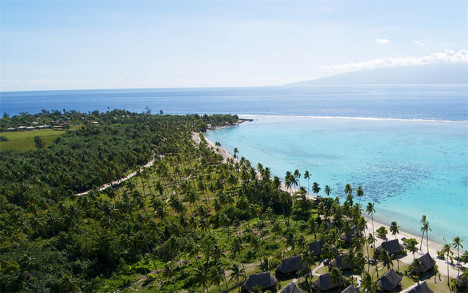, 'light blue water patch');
206,116,468,244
